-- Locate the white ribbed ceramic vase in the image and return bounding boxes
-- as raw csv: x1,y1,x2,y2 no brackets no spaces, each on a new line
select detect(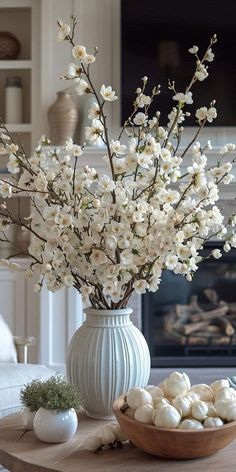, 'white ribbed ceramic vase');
67,307,150,420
